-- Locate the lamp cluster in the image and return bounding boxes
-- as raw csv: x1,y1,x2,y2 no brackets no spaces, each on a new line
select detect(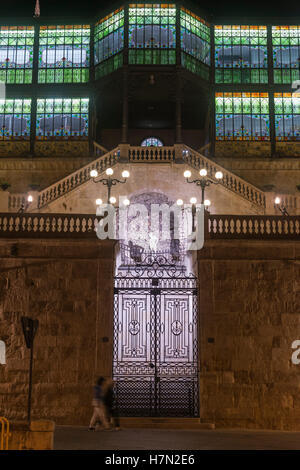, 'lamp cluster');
183,168,223,206
90,167,130,205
